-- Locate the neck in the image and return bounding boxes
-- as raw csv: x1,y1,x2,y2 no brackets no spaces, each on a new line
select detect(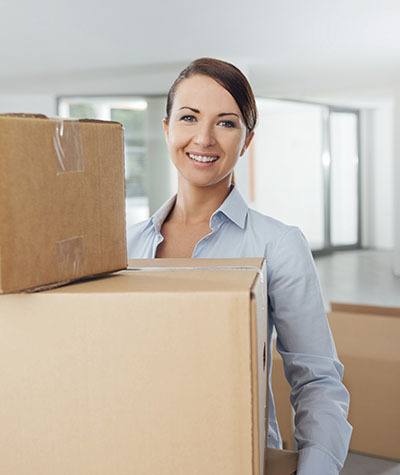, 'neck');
169,175,233,225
